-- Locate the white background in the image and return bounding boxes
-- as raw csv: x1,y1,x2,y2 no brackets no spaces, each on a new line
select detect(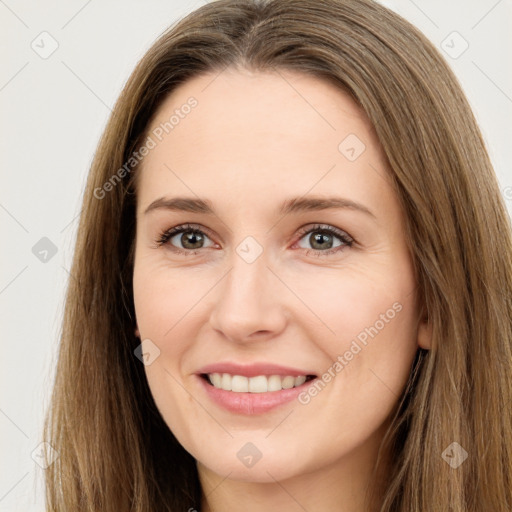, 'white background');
1,0,511,510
